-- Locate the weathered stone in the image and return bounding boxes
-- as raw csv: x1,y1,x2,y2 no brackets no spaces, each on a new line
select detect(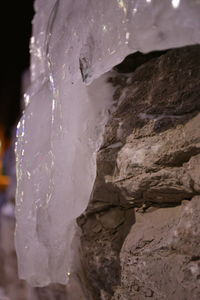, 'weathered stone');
78,207,134,299
97,208,125,229
186,154,200,193
112,197,200,300
78,45,200,300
